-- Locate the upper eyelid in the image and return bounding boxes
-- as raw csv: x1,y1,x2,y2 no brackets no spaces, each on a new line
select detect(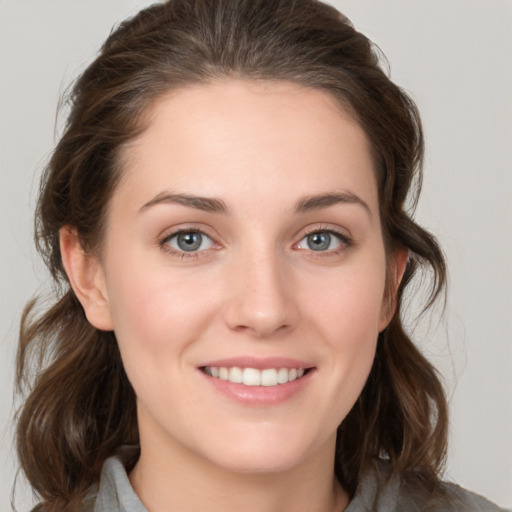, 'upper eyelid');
162,229,213,243
297,229,350,246
159,225,217,243
299,224,351,241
